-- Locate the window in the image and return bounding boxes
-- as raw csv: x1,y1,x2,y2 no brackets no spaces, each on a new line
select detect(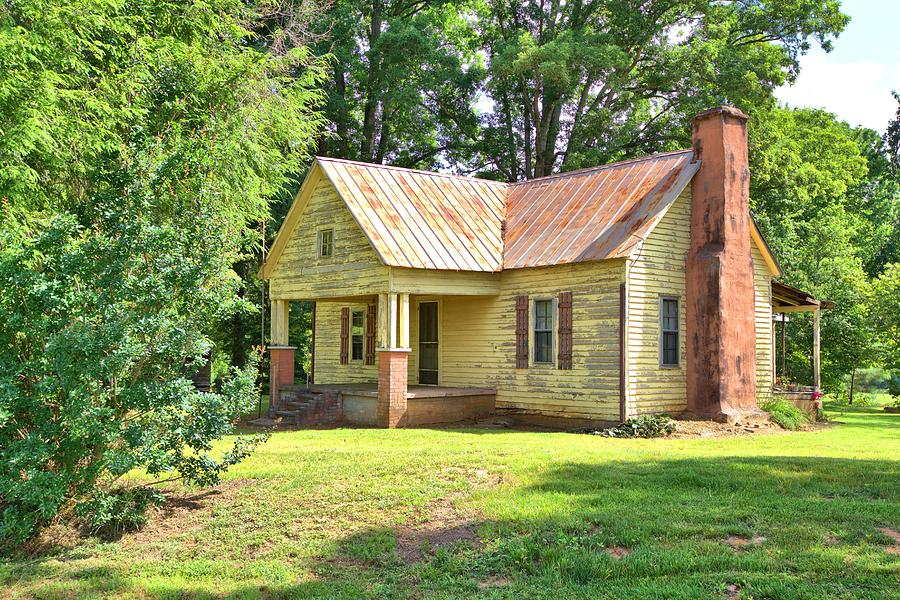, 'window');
317,228,333,258
350,309,364,361
660,297,679,367
534,299,554,364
